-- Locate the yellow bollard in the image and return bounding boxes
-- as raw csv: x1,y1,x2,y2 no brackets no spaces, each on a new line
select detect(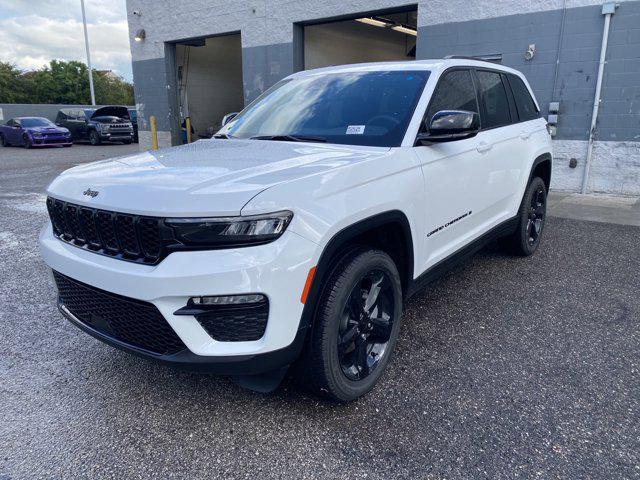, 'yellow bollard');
149,115,158,151
185,116,192,144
